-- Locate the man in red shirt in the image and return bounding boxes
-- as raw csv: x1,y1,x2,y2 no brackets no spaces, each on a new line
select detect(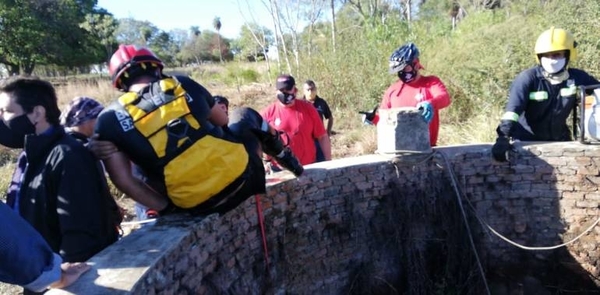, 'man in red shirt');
261,74,332,165
363,43,451,146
